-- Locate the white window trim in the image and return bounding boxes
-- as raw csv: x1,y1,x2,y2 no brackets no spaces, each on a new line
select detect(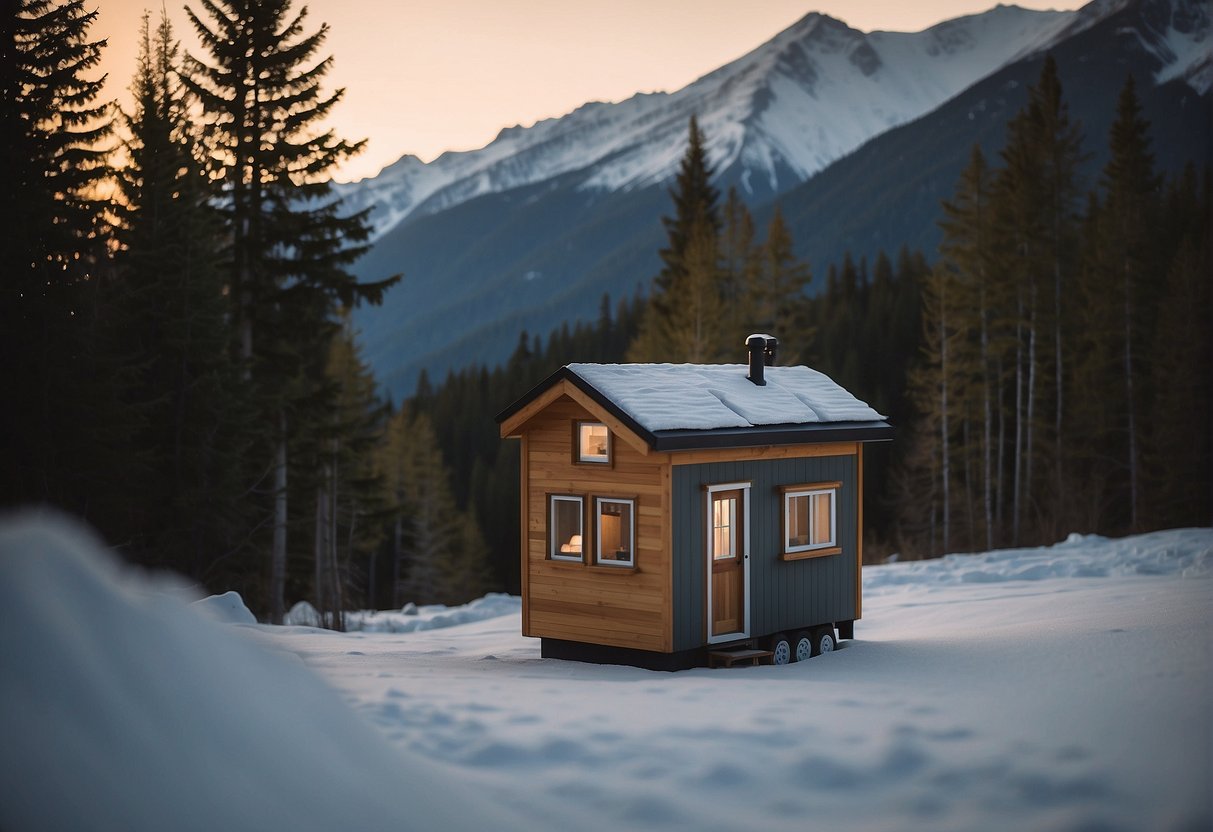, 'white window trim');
705,482,751,644
549,495,584,562
594,497,635,567
784,487,837,553
577,421,611,464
